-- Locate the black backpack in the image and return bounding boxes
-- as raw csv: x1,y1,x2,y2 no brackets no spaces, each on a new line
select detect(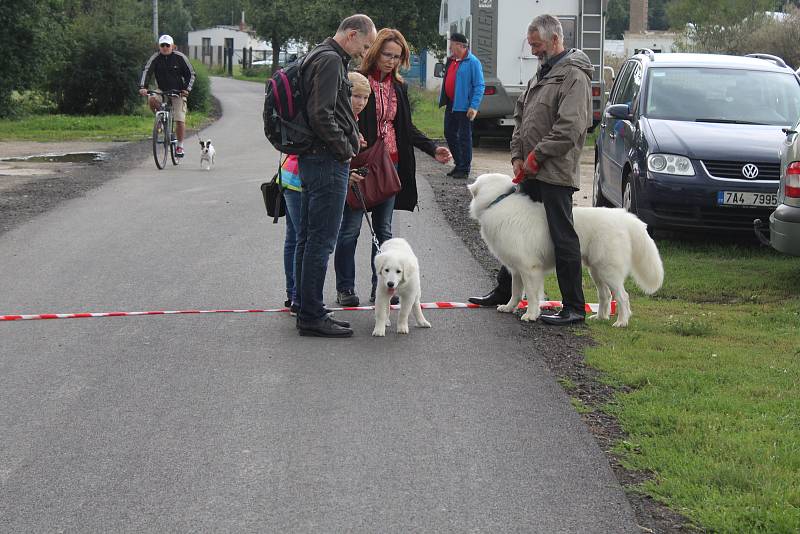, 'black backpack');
262,46,334,155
